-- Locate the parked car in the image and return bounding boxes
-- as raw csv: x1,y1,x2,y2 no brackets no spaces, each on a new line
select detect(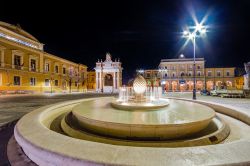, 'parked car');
200,89,210,96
